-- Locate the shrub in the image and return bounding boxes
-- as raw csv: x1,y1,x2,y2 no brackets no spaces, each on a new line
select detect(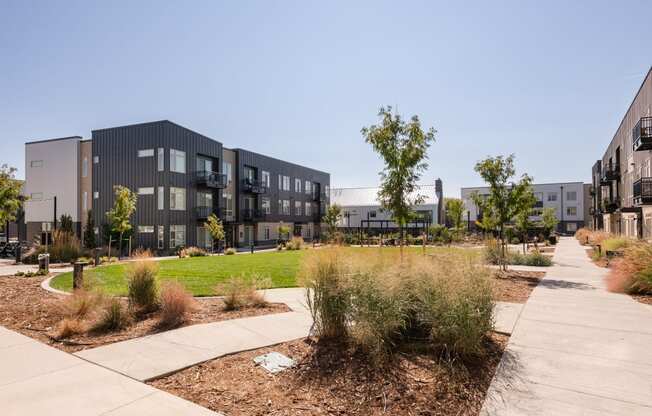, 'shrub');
429,224,452,245
158,281,197,328
55,318,86,339
224,247,236,255
93,298,129,332
132,248,153,259
589,231,610,247
286,236,304,251
602,237,631,253
483,238,503,265
100,256,118,264
574,228,591,245
606,242,652,294
522,250,552,266
126,259,160,312
57,289,104,320
179,246,208,258
217,275,271,310
50,229,82,263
